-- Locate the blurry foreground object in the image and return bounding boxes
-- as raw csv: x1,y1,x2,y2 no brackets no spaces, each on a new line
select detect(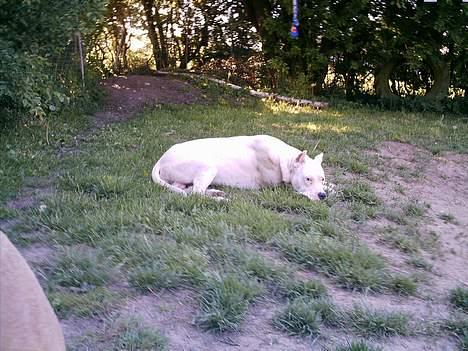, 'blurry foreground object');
0,231,65,351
